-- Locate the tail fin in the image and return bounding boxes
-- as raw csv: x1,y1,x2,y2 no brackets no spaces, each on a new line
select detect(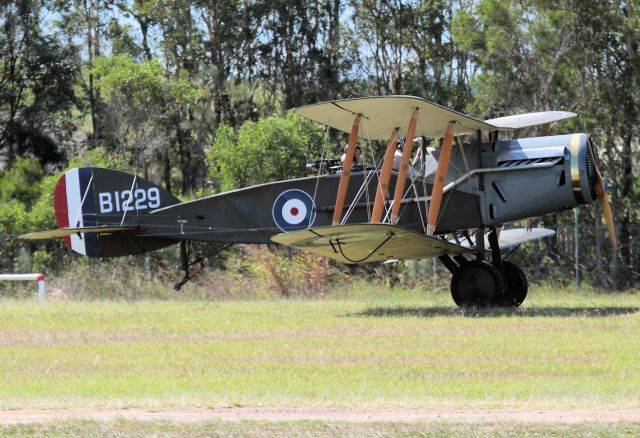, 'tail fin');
53,167,180,257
